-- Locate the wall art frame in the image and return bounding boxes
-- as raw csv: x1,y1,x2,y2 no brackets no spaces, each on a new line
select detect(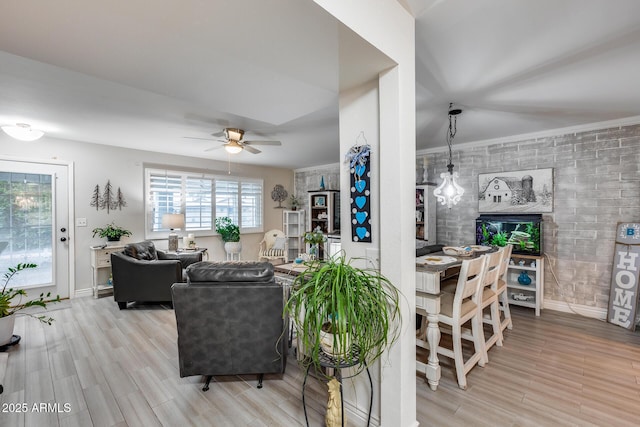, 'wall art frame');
478,168,553,213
